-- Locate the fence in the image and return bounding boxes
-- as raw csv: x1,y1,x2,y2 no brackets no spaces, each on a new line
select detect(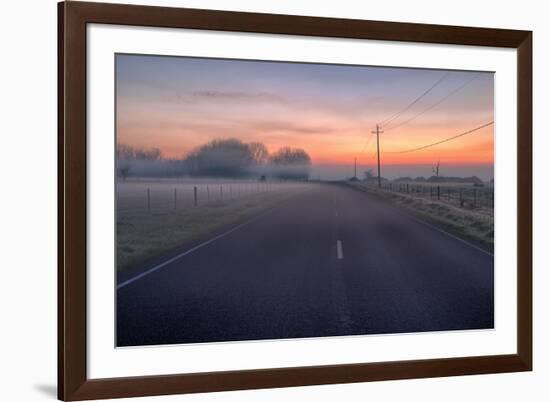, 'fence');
372,181,494,209
117,180,285,215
